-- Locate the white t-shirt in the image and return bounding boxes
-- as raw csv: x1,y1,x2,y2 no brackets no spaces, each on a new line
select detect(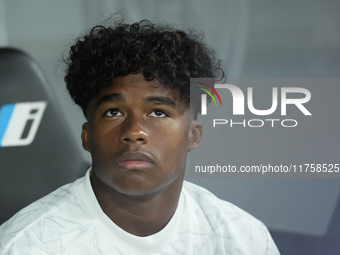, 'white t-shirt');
0,169,280,254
